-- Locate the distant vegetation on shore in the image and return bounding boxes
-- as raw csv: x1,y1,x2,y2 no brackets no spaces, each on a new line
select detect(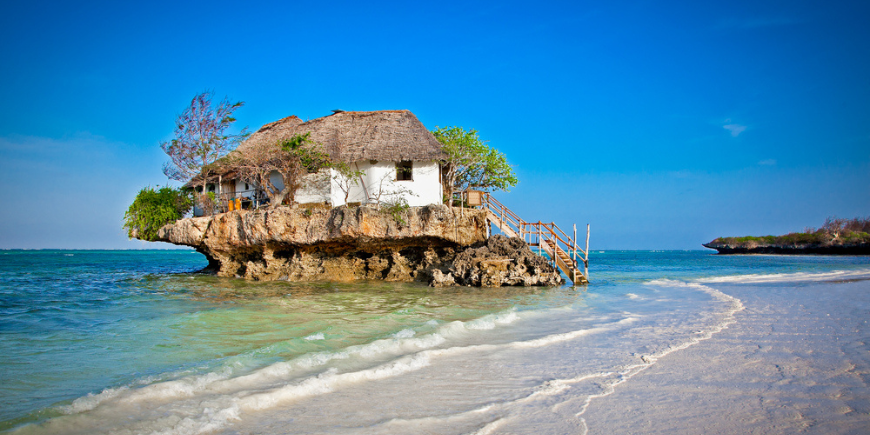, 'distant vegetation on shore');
711,217,870,246
705,217,870,255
